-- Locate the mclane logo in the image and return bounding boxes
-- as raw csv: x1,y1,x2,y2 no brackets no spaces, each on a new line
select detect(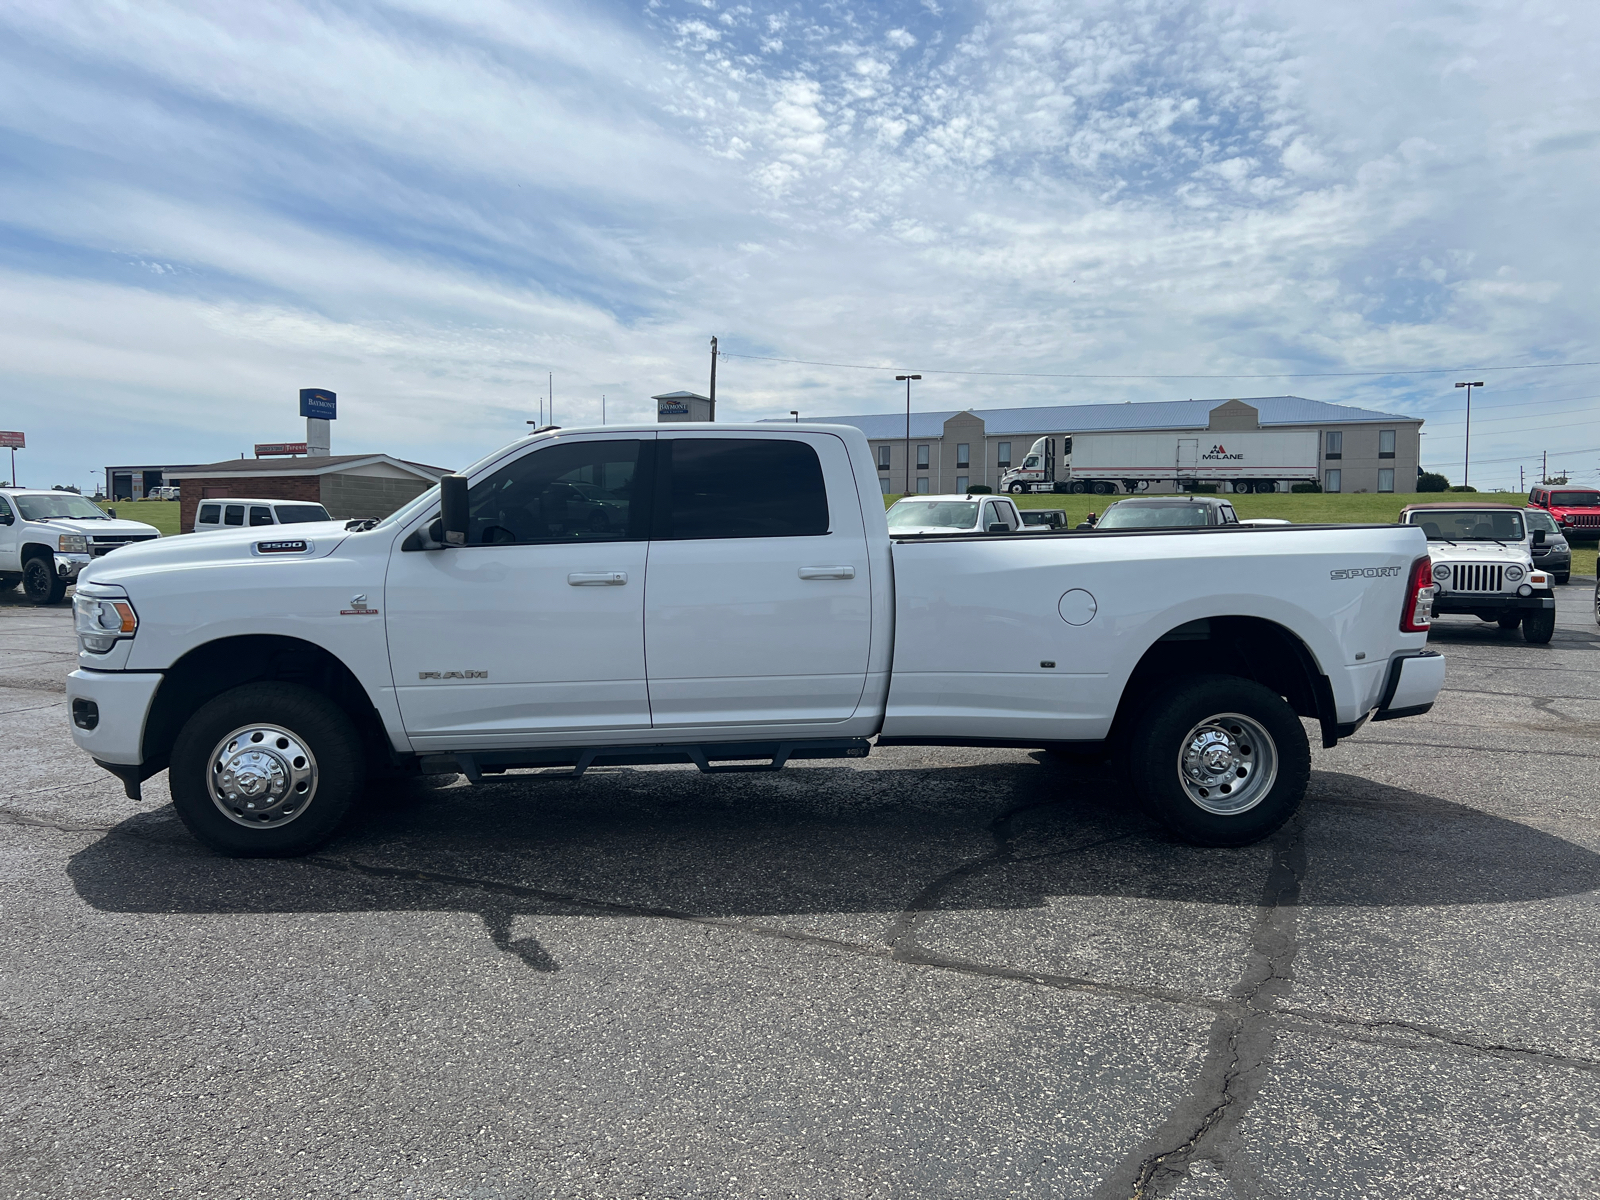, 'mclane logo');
1330,566,1403,580
1201,444,1244,461
418,670,489,680
253,539,310,555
